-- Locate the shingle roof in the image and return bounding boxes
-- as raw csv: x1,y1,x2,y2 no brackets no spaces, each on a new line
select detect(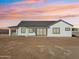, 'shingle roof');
9,20,73,28
18,21,58,27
